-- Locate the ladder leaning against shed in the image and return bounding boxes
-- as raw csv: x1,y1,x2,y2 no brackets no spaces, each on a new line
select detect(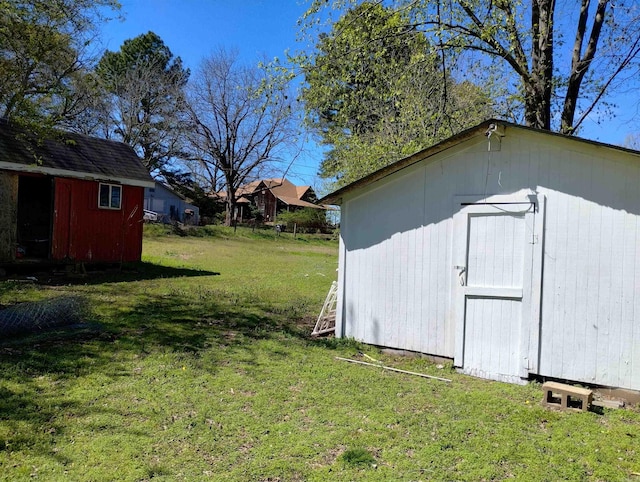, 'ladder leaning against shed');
312,280,338,336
